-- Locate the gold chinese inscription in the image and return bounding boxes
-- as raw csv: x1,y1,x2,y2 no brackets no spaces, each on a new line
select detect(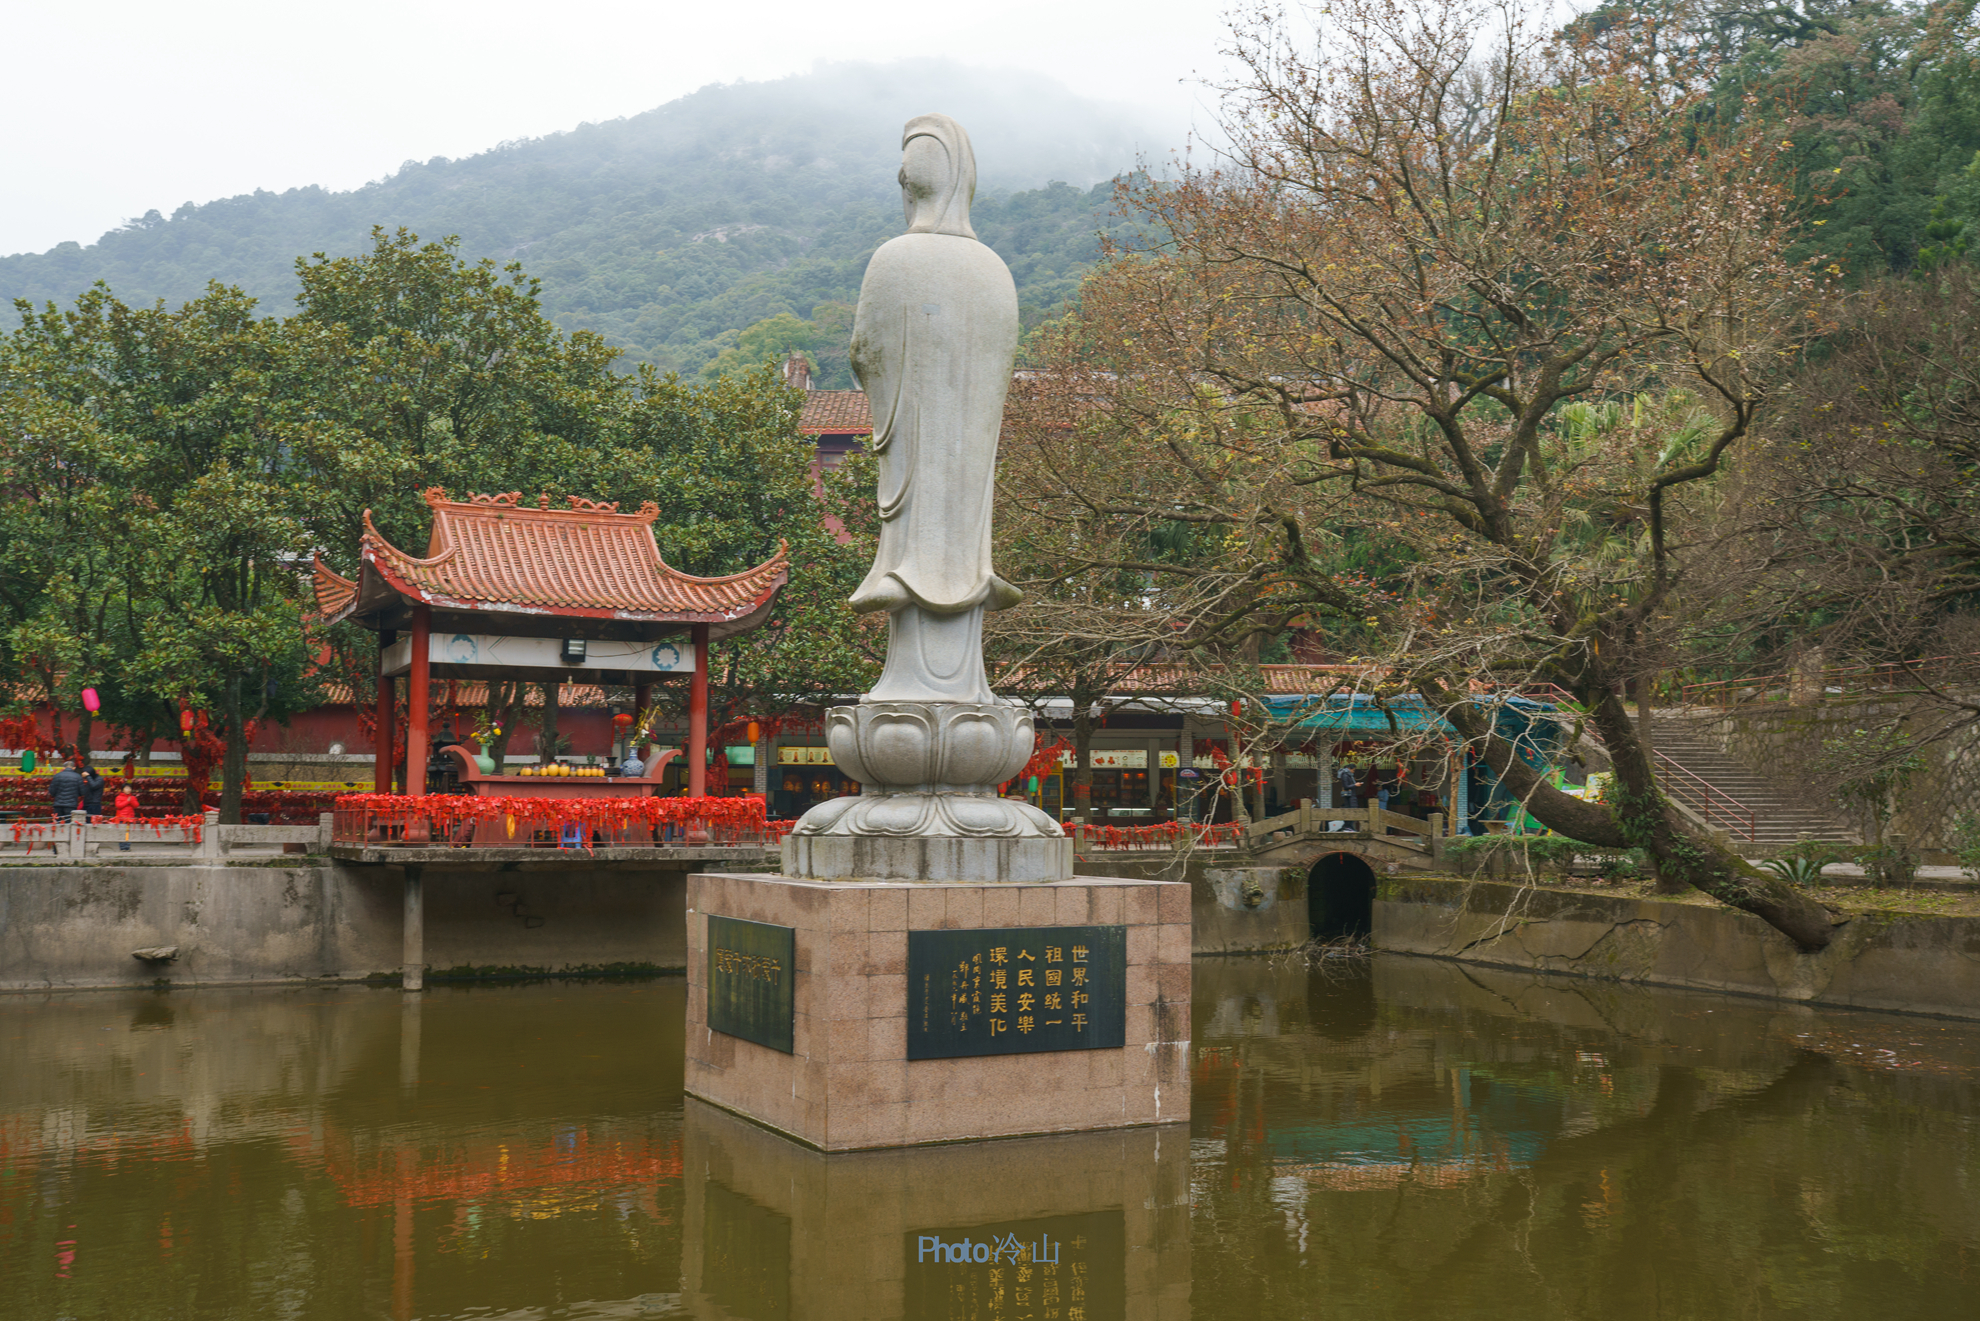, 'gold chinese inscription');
908,926,1125,1060
711,947,783,983
707,914,795,1054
